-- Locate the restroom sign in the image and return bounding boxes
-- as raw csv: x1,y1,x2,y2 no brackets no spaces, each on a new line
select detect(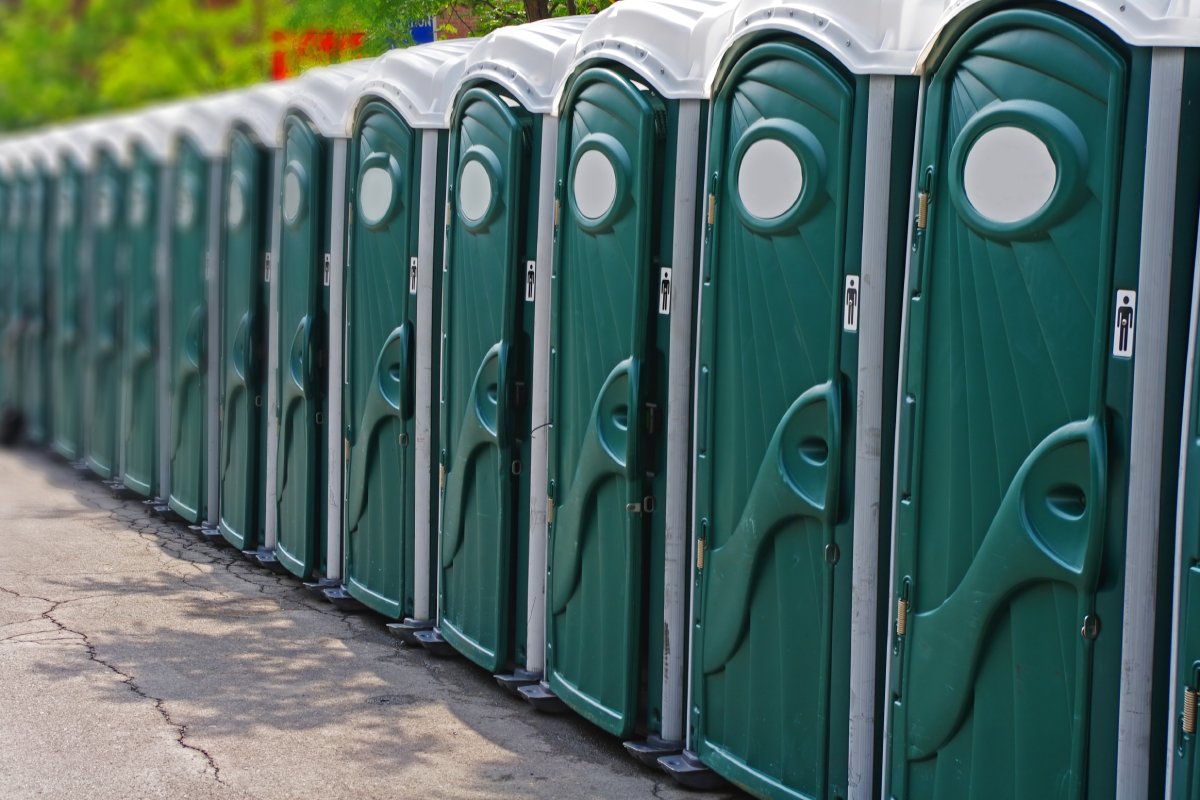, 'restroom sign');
1113,289,1137,359
525,261,536,302
843,274,860,332
658,267,672,315
409,257,418,295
